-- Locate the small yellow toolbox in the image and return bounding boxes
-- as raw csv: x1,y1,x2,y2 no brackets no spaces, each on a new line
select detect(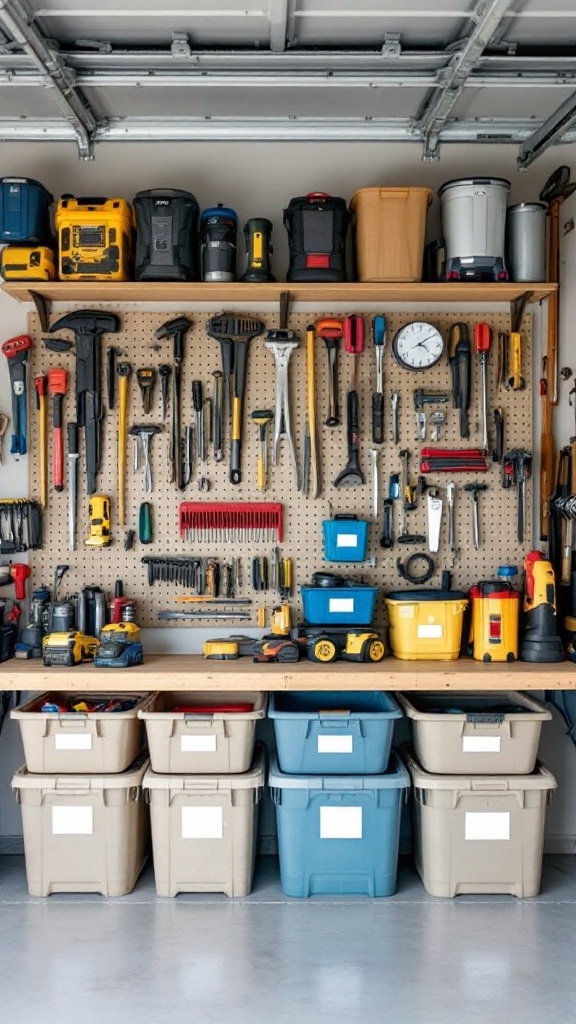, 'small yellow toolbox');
384,589,469,661
1,245,56,281
55,195,134,280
